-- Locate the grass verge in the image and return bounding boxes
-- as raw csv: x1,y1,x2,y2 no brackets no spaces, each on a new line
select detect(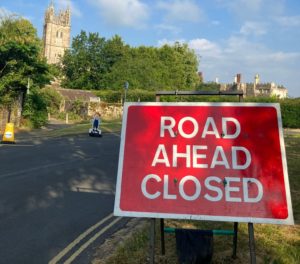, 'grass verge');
17,119,122,139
